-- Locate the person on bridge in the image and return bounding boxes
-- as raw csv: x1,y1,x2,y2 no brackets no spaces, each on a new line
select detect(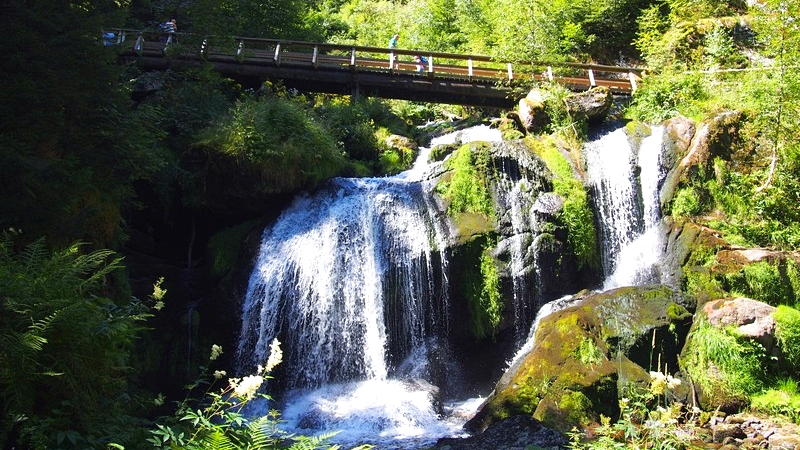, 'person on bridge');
415,55,428,72
389,34,400,69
